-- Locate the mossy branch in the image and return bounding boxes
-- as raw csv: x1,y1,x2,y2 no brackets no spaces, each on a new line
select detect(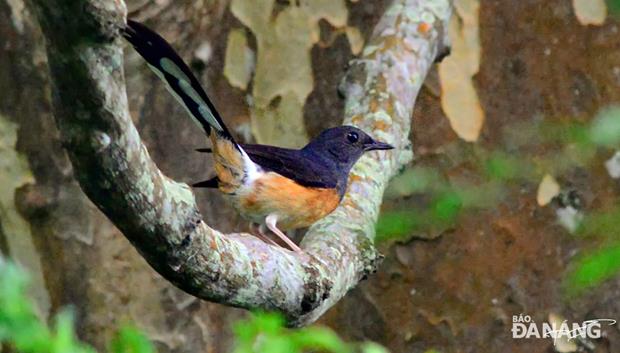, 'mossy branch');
30,0,451,326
